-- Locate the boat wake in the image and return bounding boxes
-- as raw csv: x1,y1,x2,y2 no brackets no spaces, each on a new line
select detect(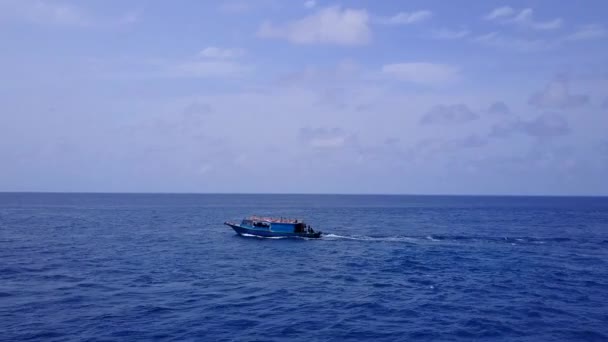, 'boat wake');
322,233,585,245
236,232,586,246
323,234,419,243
